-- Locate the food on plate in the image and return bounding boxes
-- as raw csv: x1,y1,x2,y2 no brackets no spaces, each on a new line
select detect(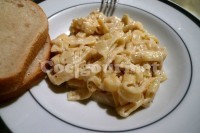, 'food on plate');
48,11,167,117
0,0,50,102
